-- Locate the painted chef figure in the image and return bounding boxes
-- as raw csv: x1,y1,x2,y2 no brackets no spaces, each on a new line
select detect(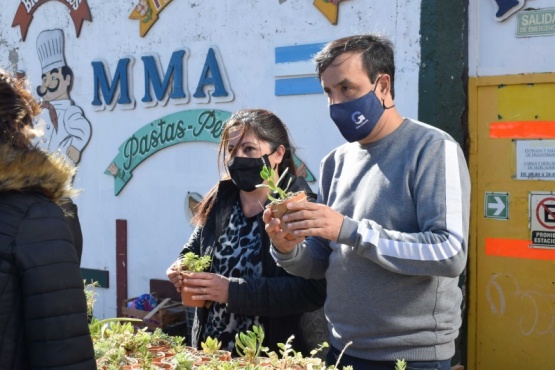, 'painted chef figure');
33,29,91,264
35,29,91,164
